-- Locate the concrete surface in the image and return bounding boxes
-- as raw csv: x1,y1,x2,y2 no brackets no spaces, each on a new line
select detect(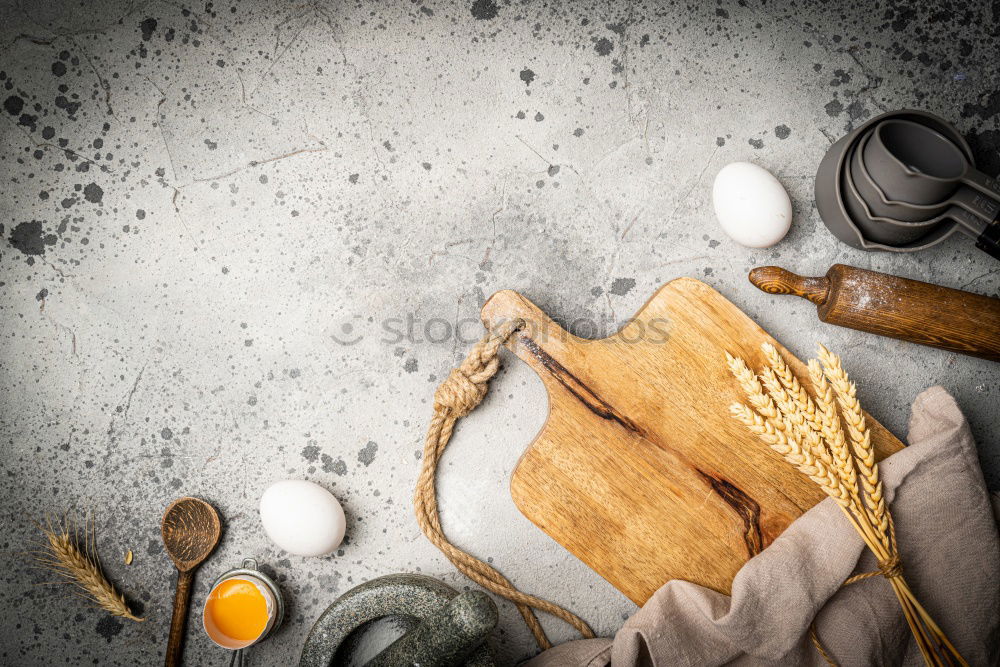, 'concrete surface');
1,0,998,664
